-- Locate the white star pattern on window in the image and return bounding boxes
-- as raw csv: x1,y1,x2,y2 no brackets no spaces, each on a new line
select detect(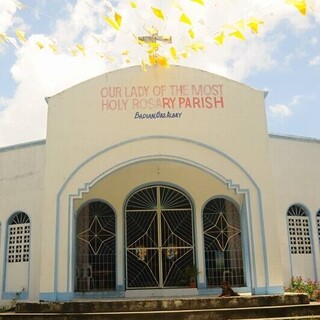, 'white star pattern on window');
205,212,241,251
77,216,115,255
